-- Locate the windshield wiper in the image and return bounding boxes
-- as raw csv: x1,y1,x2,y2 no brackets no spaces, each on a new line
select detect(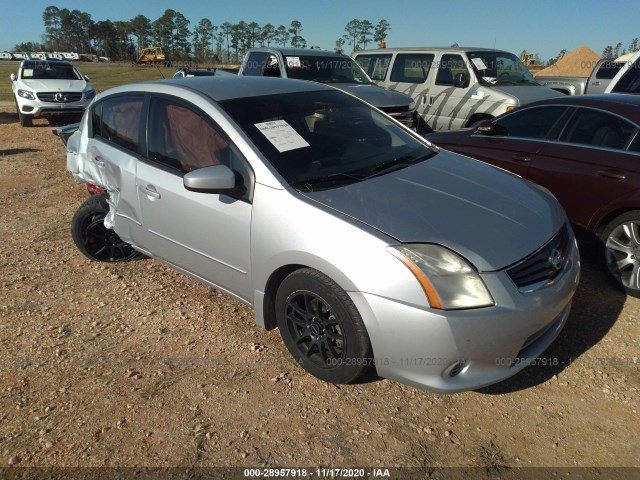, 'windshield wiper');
292,172,365,192
494,80,520,86
365,152,437,180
